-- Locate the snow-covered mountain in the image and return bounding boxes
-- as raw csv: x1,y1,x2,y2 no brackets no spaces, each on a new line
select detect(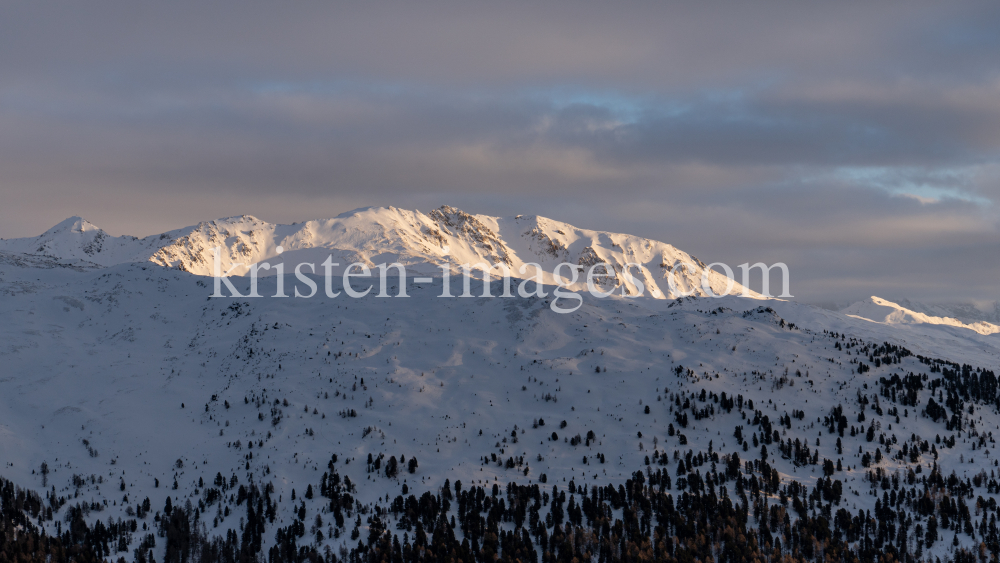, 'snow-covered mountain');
0,206,755,299
891,298,1000,327
2,208,1000,563
0,216,179,267
843,296,1000,336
